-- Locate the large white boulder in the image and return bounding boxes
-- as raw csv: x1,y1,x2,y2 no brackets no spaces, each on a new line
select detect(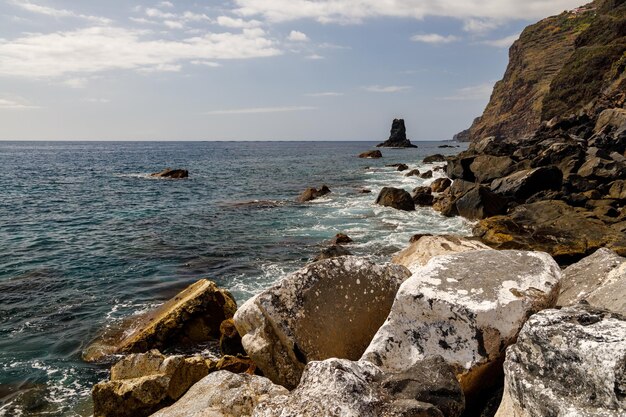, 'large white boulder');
362,250,561,397
234,256,411,388
495,306,626,417
558,248,626,314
